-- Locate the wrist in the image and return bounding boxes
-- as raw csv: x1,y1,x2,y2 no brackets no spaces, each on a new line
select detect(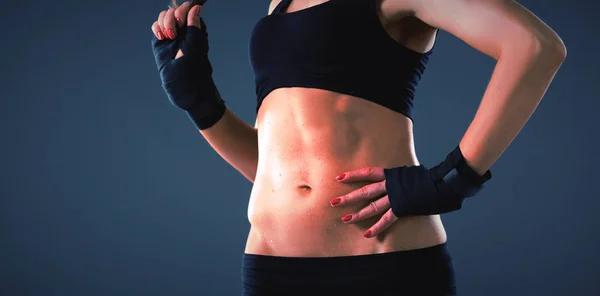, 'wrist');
433,145,492,198
458,142,491,177
455,152,492,185
186,89,226,130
